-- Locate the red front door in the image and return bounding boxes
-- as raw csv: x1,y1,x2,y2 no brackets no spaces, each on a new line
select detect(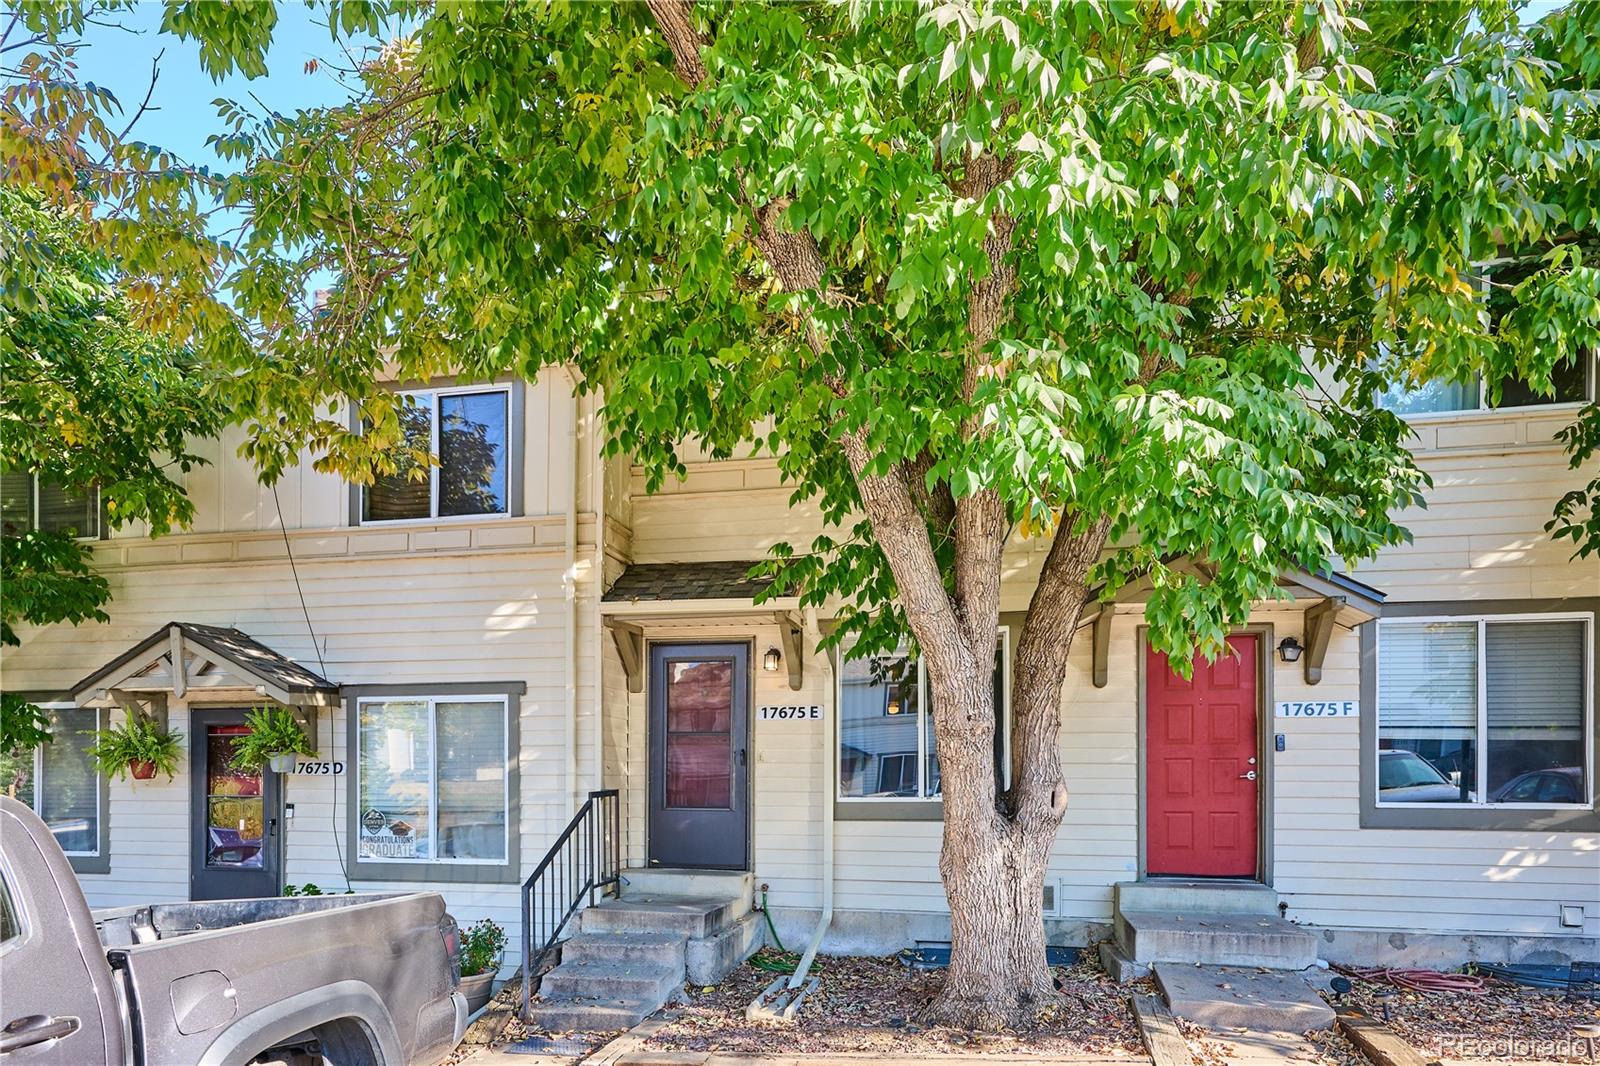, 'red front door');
1146,634,1259,878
